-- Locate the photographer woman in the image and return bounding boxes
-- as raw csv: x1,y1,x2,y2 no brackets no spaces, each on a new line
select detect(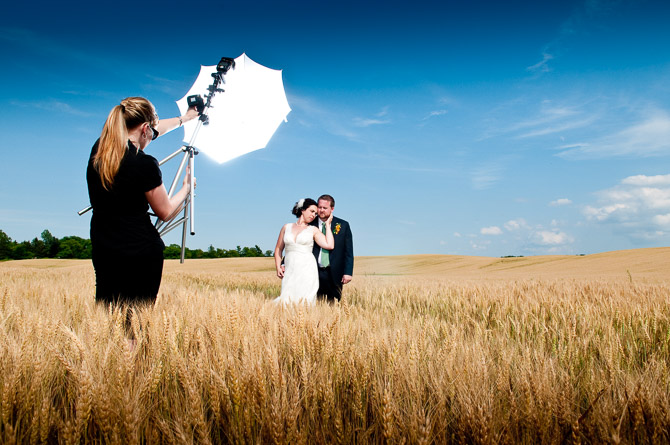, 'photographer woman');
86,97,198,306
